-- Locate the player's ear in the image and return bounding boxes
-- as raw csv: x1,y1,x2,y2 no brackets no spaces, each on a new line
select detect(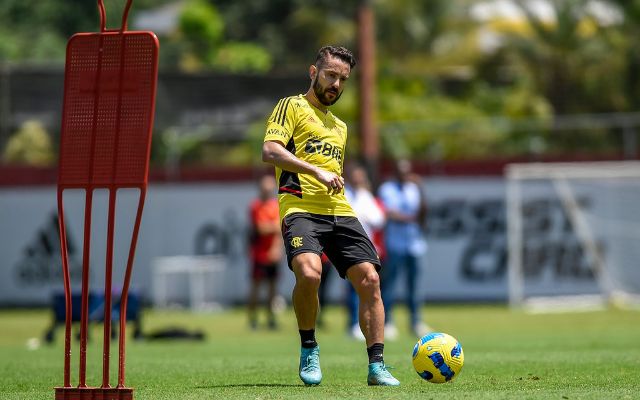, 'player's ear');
309,65,317,80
